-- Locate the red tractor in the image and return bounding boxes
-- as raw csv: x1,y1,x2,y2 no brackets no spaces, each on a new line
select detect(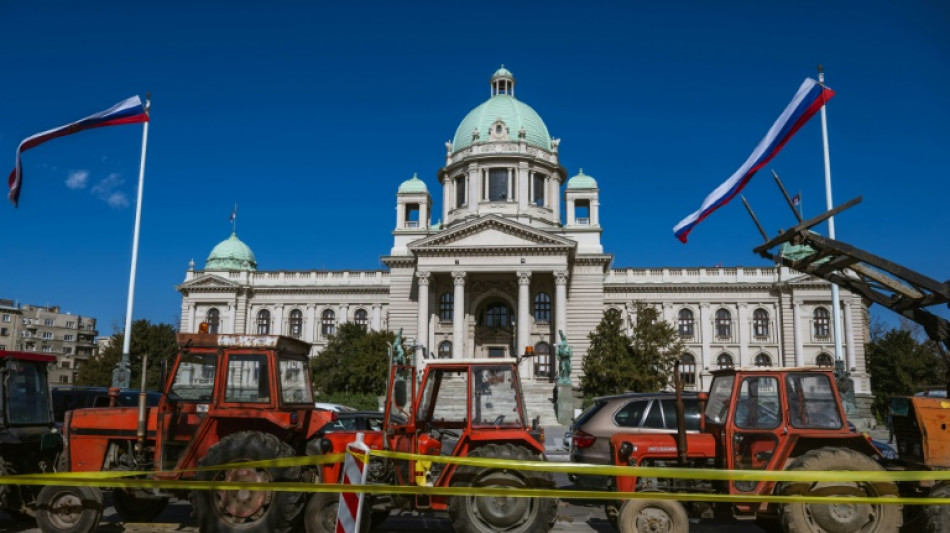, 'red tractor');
41,332,339,533
609,366,902,533
0,350,62,521
305,356,558,533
